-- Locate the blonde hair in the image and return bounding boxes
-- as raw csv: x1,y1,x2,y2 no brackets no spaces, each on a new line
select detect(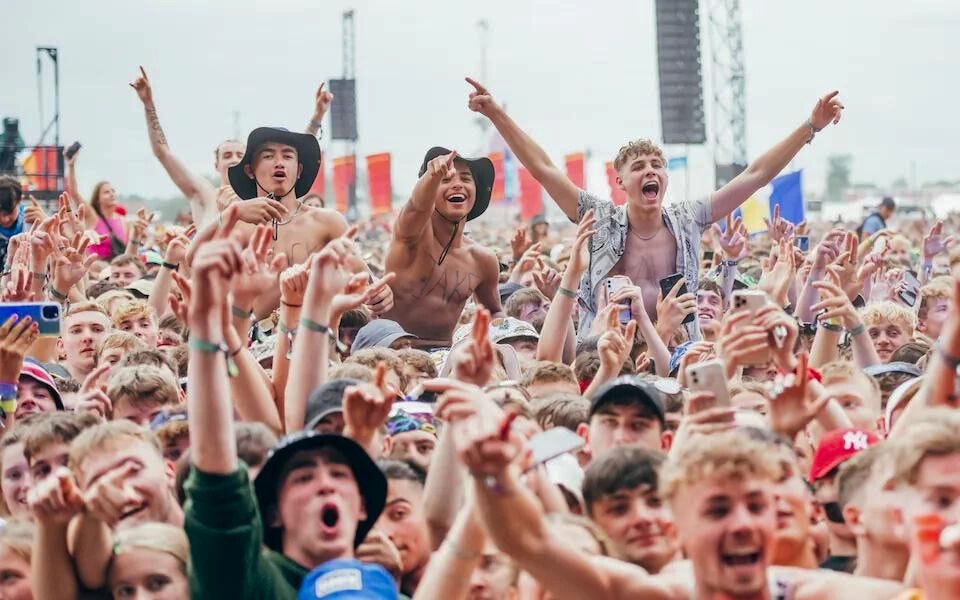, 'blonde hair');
112,300,157,329
859,301,916,333
919,281,953,320
65,301,109,321
660,429,780,502
820,360,881,402
111,522,189,571
96,332,147,365
68,420,162,486
889,409,960,487
0,423,31,516
0,519,35,563
613,139,666,174
98,290,136,317
106,365,180,414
